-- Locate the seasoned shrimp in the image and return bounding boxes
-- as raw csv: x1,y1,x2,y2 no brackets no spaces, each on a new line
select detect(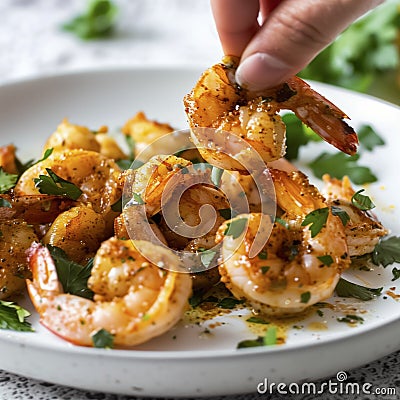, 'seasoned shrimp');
27,239,192,347
321,174,388,256
45,119,126,160
216,169,350,315
0,144,18,174
0,194,75,225
44,118,101,154
122,112,175,157
184,56,358,171
15,149,122,216
0,220,38,299
42,205,108,264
